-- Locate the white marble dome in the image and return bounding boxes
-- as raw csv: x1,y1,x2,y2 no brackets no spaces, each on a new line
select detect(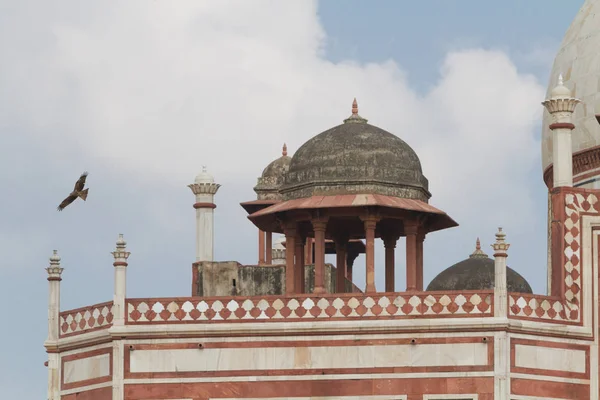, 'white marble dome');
194,166,214,184
542,0,600,186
